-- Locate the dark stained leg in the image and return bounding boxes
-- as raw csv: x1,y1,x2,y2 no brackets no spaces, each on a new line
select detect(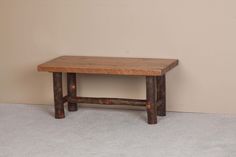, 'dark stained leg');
53,72,65,119
156,75,166,116
67,73,78,111
146,76,157,124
